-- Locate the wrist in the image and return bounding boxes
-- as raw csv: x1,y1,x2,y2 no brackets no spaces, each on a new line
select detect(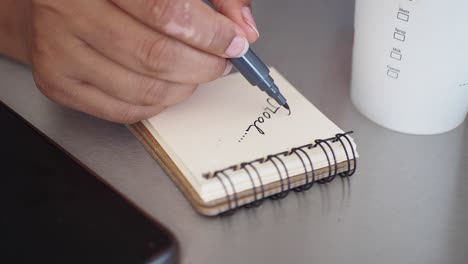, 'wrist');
0,0,31,64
